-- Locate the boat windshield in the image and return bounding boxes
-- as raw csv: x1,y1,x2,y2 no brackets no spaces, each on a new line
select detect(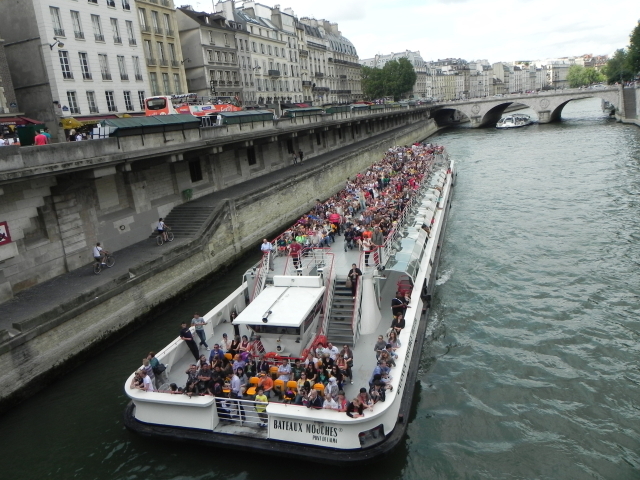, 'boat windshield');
387,229,429,279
